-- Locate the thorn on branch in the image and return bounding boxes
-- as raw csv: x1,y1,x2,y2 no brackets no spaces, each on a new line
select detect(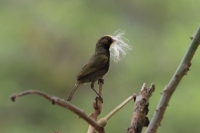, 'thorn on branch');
52,99,55,105
157,123,161,126
133,93,137,102
10,95,16,101
184,62,192,75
